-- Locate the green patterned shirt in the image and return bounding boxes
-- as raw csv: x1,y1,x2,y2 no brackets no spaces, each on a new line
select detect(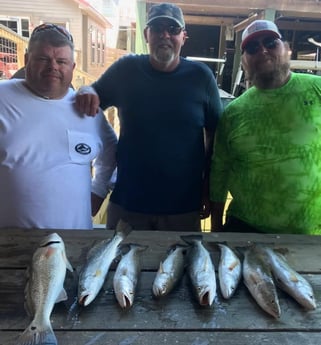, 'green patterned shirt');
210,73,321,234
